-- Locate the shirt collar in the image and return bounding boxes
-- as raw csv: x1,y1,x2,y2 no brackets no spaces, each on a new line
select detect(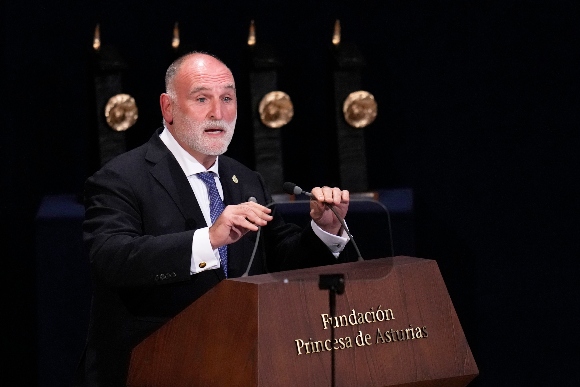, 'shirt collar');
159,126,220,177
